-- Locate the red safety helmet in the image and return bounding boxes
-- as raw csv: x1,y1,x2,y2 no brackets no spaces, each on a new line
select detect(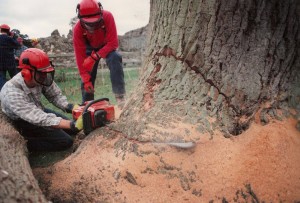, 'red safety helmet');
0,24,10,30
19,48,55,86
77,0,104,31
